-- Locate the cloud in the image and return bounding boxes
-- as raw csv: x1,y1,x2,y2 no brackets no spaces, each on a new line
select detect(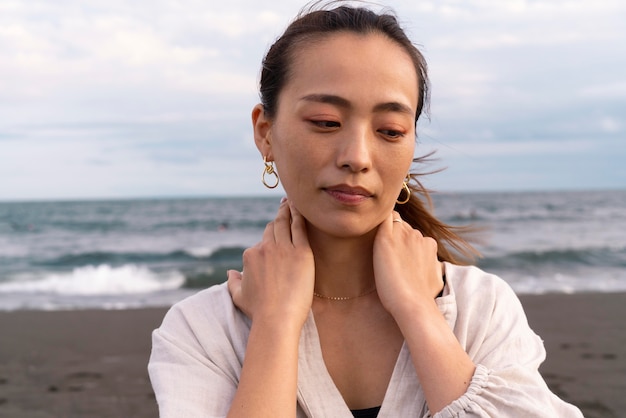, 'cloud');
434,139,595,158
599,117,622,133
580,82,626,99
0,0,624,200
0,1,275,103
